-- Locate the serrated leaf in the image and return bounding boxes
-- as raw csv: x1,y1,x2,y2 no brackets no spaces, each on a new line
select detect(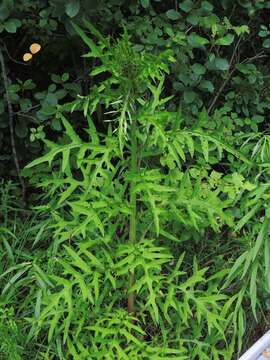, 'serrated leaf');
61,115,81,143
200,138,209,162
62,148,70,173
64,245,90,273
